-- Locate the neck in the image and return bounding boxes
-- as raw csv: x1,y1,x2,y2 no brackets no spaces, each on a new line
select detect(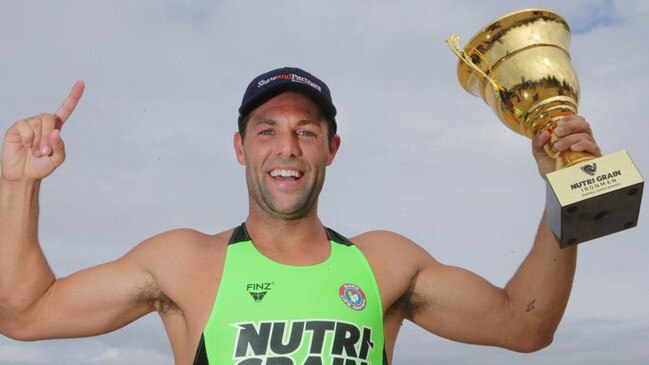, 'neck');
246,211,325,245
244,204,331,264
